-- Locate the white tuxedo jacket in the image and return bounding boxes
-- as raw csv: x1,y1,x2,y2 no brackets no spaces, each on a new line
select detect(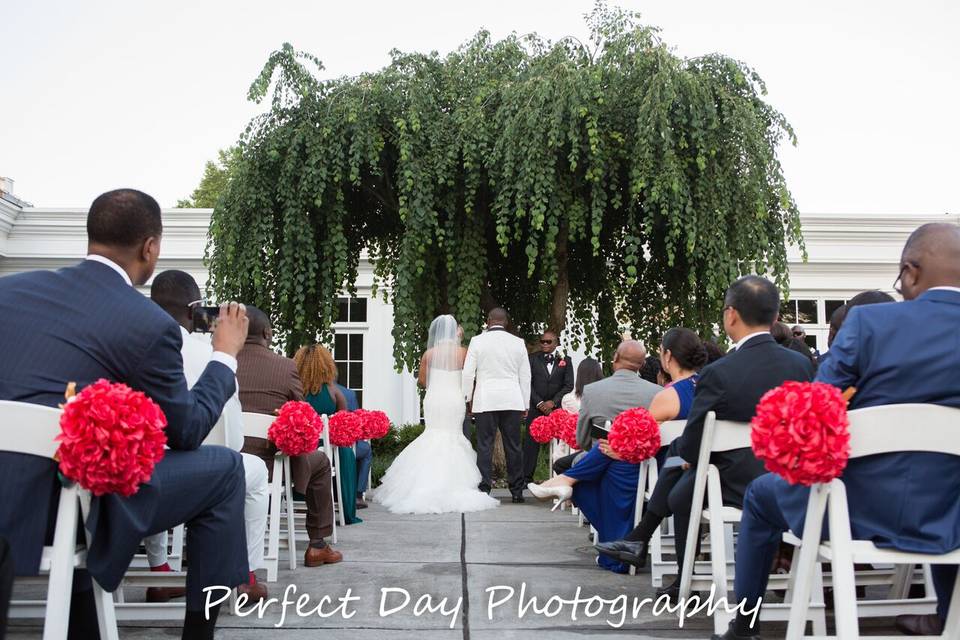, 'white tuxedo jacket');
462,327,532,413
